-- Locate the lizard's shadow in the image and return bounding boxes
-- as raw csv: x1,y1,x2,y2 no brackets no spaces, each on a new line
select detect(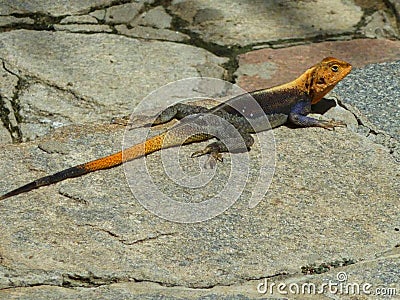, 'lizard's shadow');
285,97,337,129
